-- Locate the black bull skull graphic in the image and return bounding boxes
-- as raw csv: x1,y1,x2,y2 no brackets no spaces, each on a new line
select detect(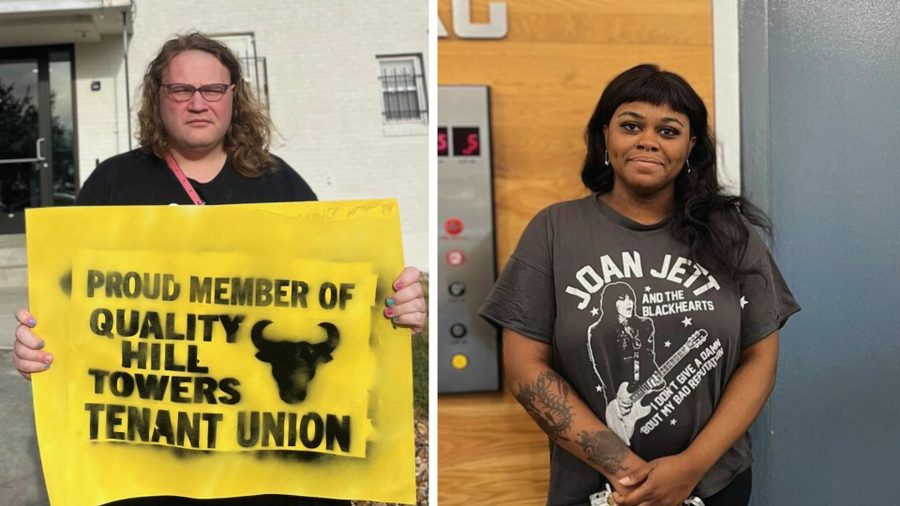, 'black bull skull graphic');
251,320,340,403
